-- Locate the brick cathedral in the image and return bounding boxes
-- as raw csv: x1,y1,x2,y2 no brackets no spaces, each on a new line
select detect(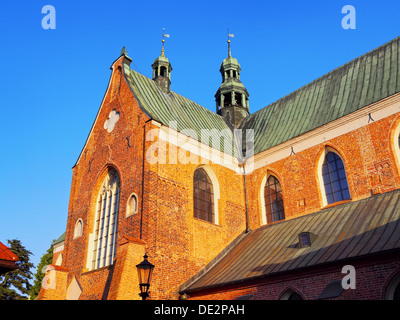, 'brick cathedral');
38,35,400,300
